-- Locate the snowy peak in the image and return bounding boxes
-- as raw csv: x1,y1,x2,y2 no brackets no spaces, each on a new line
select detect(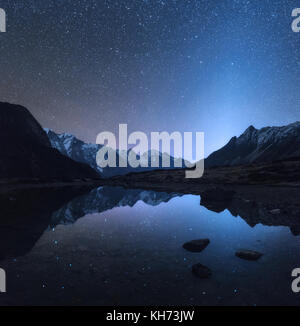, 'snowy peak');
206,122,300,167
242,125,256,135
45,129,189,177
45,128,103,174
